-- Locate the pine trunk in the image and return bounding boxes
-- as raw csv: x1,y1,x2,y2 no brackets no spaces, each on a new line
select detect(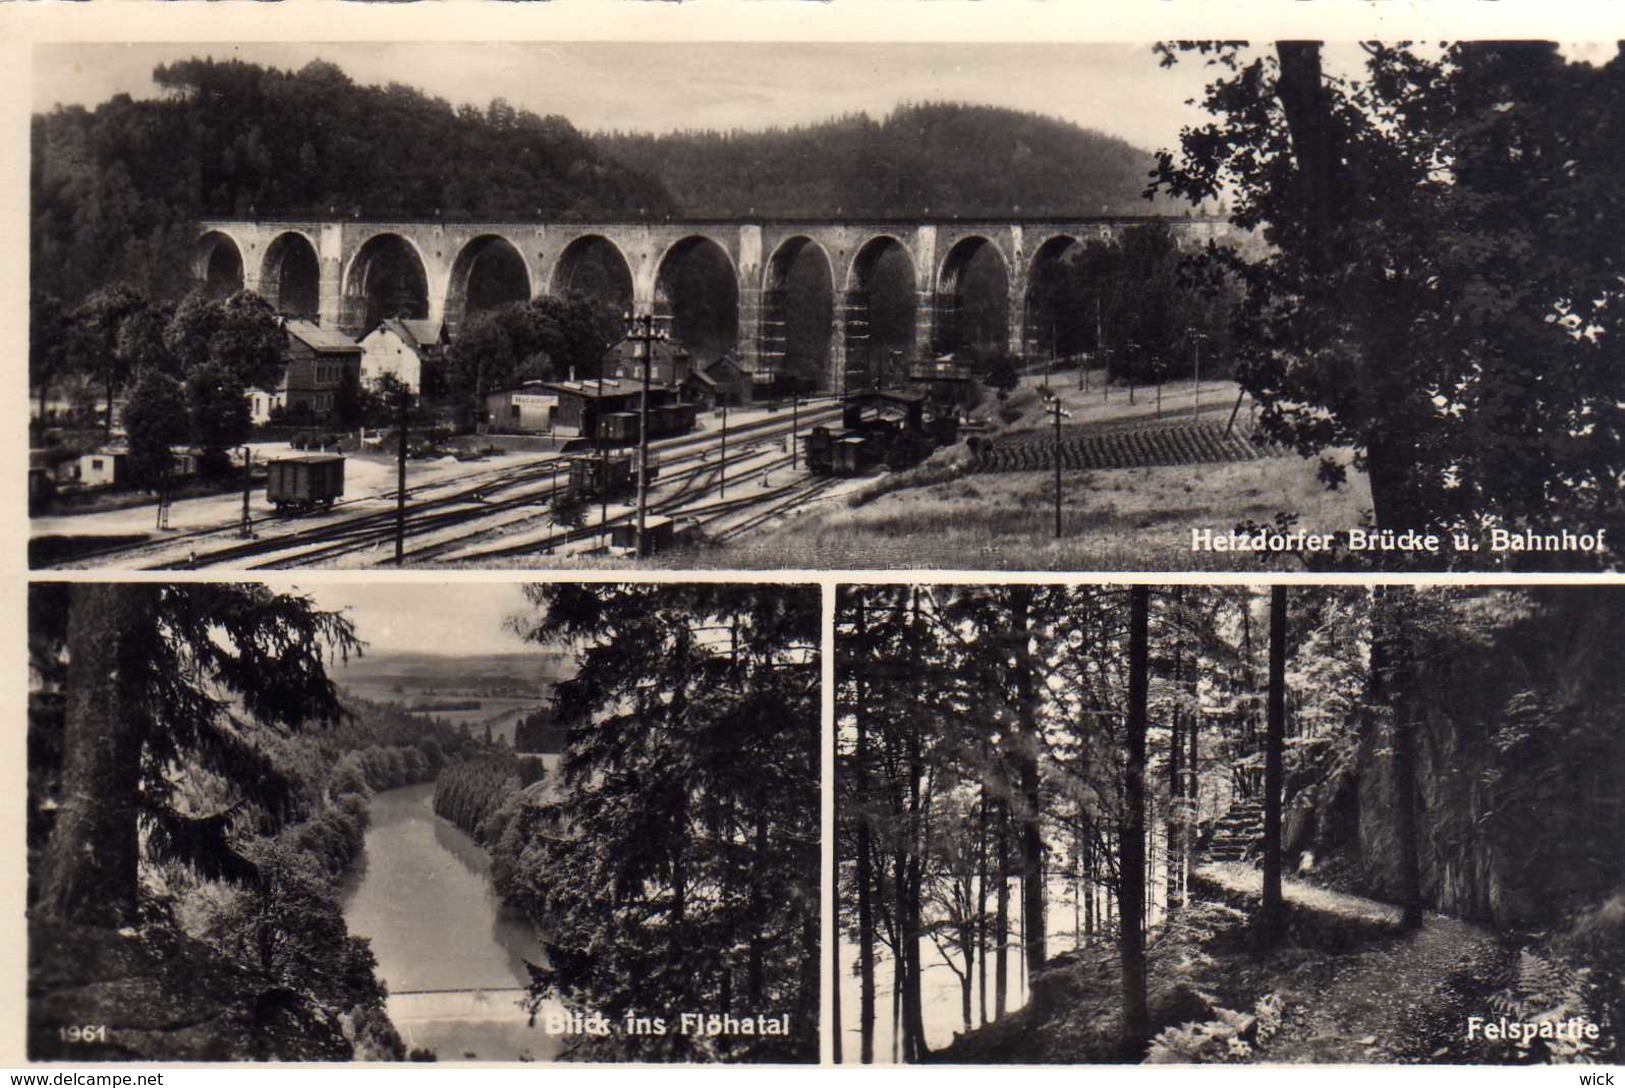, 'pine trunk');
831,892,843,1063
976,784,989,1026
1011,591,1046,980
994,800,1009,1019
855,600,876,1063
1259,586,1287,947
36,583,158,927
1119,586,1150,1053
